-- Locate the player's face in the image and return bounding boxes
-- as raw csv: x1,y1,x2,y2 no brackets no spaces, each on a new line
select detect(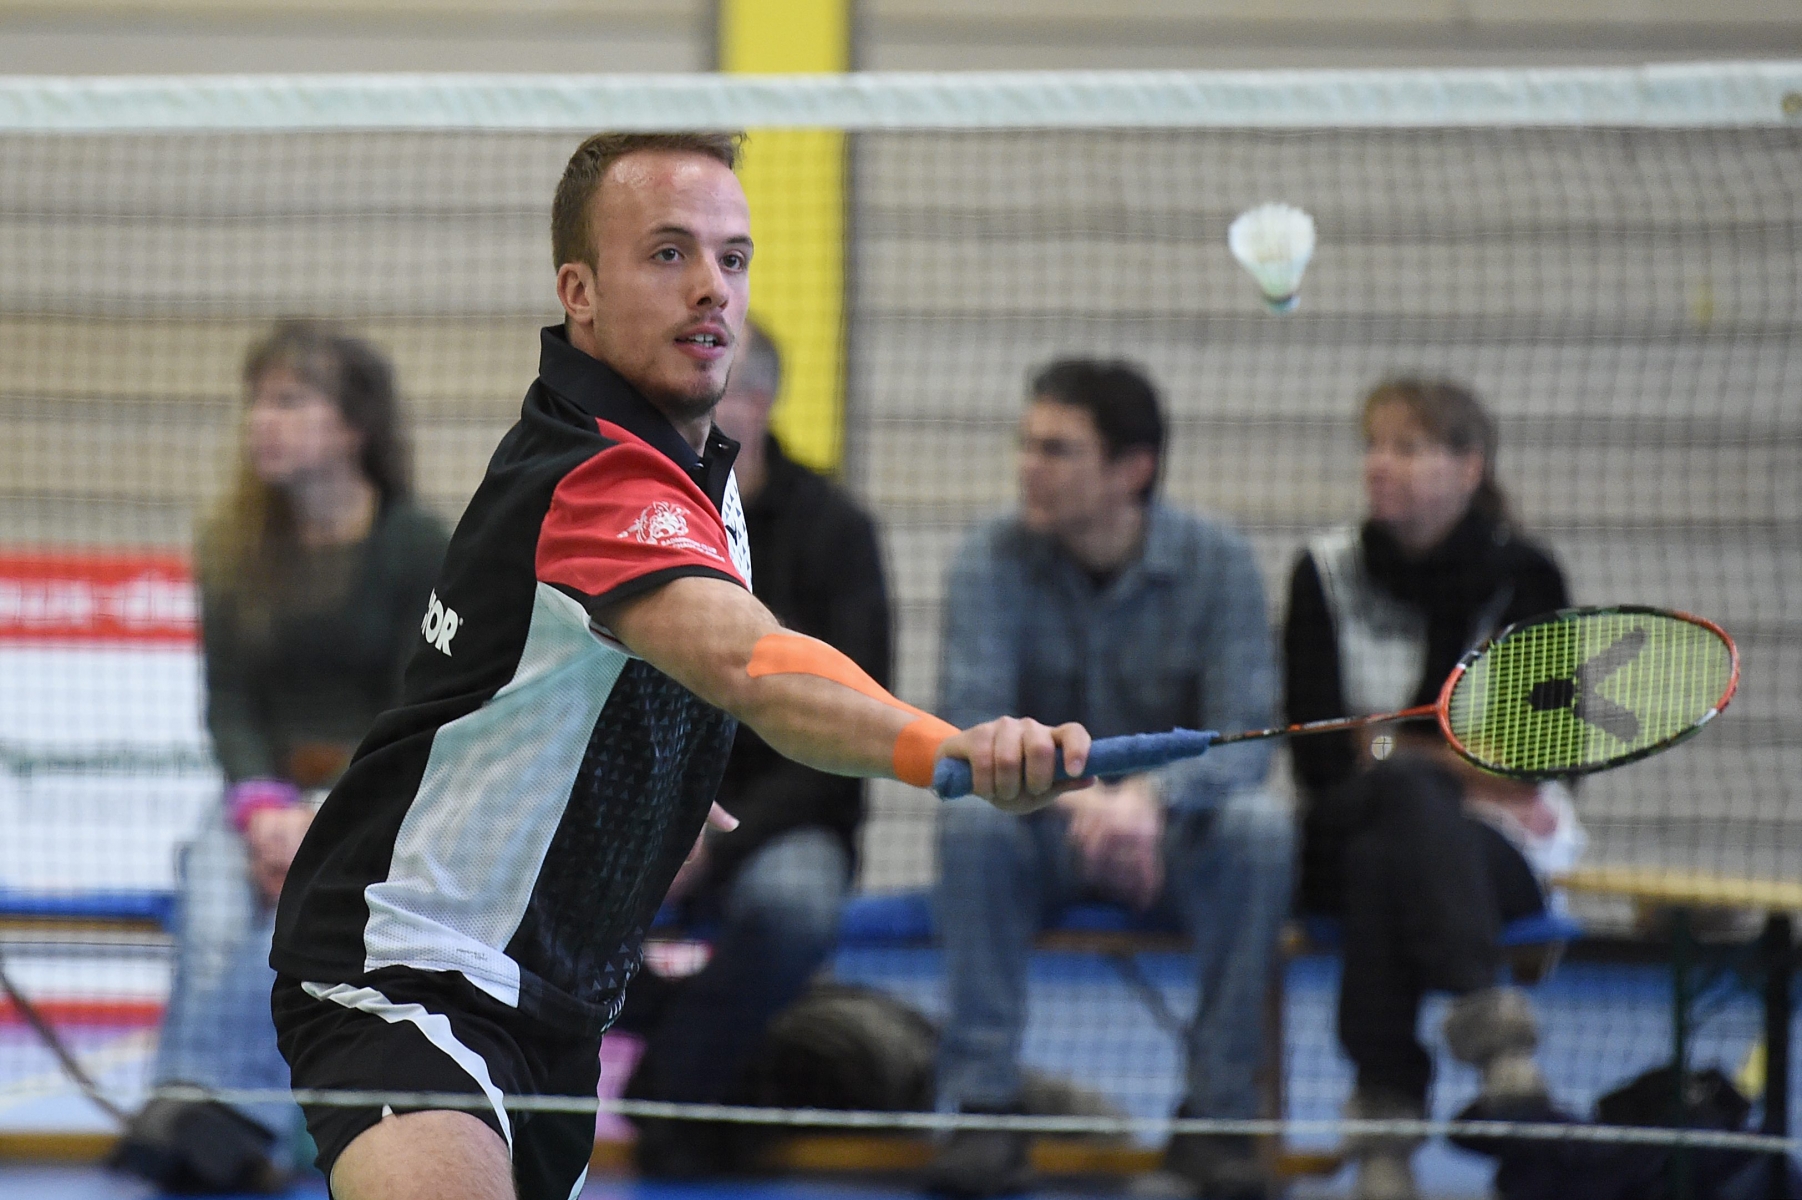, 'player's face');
1018,400,1137,537
584,151,752,421
245,366,362,489
1362,401,1484,539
